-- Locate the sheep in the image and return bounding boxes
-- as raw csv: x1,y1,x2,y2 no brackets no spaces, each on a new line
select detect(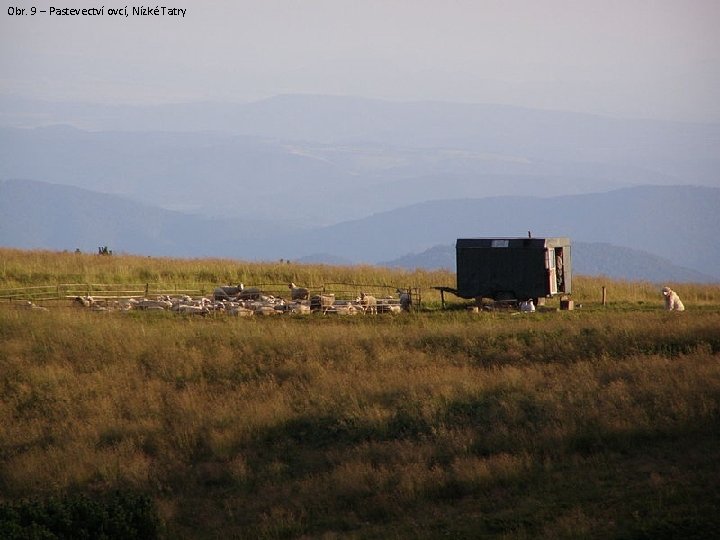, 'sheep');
73,296,112,310
229,306,254,317
289,282,309,301
74,295,94,308
134,298,173,310
375,297,399,314
310,294,335,314
358,292,377,315
255,305,278,316
331,303,358,316
213,284,243,300
237,283,262,300
117,298,136,311
175,304,209,315
22,301,49,312
287,302,311,315
662,286,685,311
381,303,402,314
